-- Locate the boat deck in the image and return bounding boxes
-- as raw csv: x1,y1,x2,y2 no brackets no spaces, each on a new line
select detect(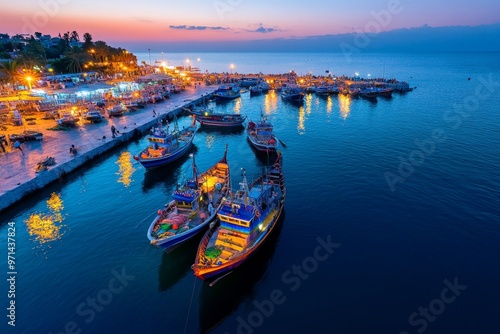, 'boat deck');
201,207,278,265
